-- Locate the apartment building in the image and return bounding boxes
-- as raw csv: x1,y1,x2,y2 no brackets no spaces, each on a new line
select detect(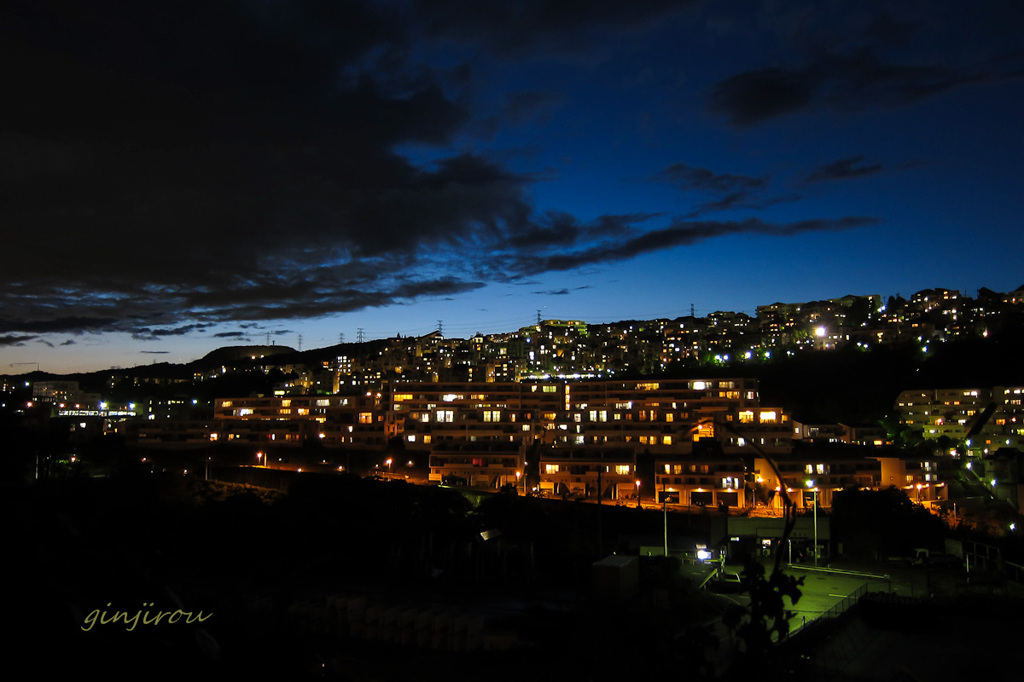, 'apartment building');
384,378,773,486
655,445,747,509
895,386,1024,452
539,446,637,499
213,393,388,448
